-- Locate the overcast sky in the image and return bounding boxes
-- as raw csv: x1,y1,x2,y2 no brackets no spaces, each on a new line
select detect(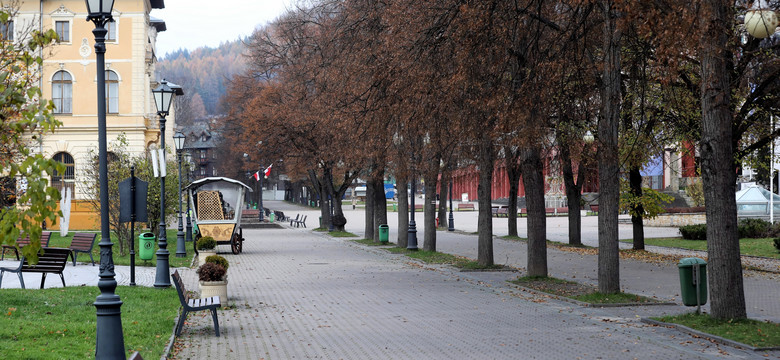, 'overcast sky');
151,0,296,56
